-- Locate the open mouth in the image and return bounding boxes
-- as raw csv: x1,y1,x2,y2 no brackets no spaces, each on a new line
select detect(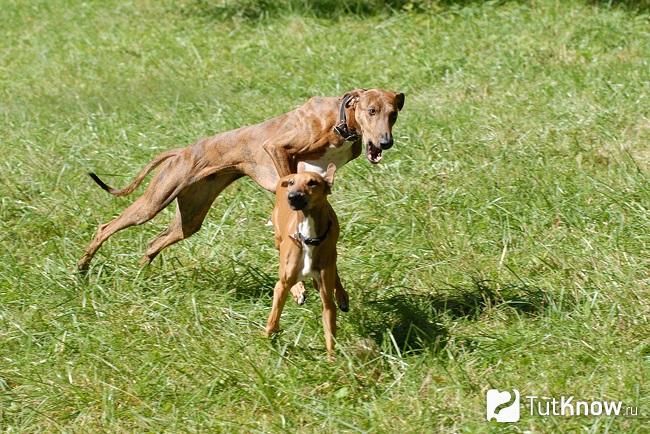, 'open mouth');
366,143,383,164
